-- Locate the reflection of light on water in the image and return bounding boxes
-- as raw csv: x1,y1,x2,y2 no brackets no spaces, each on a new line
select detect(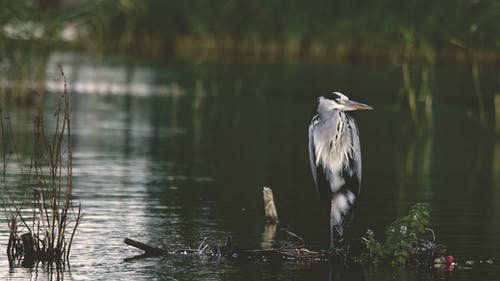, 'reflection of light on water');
44,53,185,96
46,63,185,96
0,51,185,97
261,224,277,249
67,151,158,278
